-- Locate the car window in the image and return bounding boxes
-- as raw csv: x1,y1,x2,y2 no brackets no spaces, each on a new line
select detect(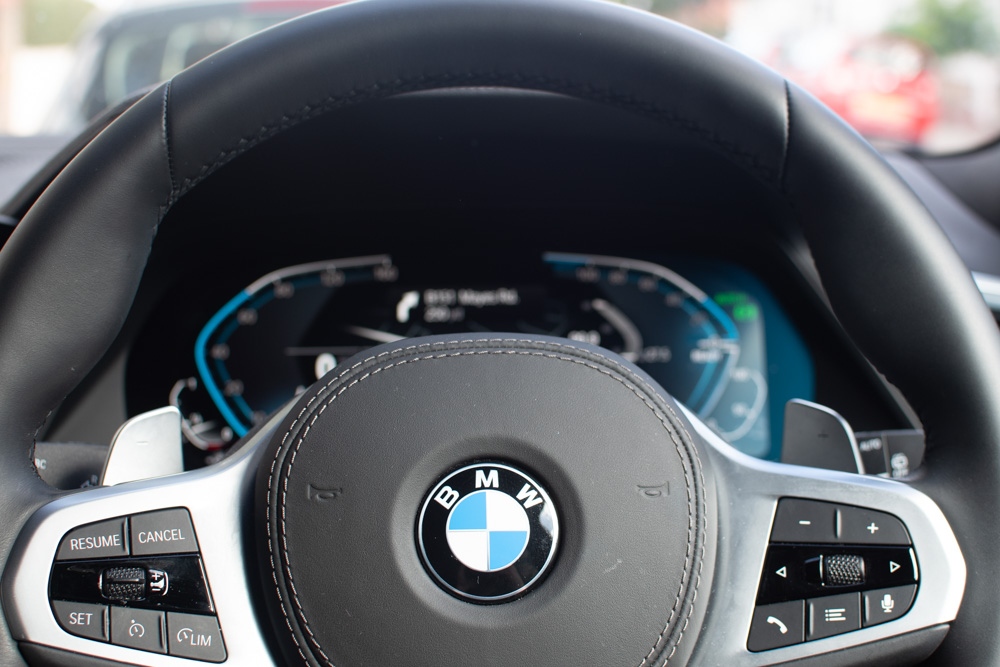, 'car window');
0,0,998,153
